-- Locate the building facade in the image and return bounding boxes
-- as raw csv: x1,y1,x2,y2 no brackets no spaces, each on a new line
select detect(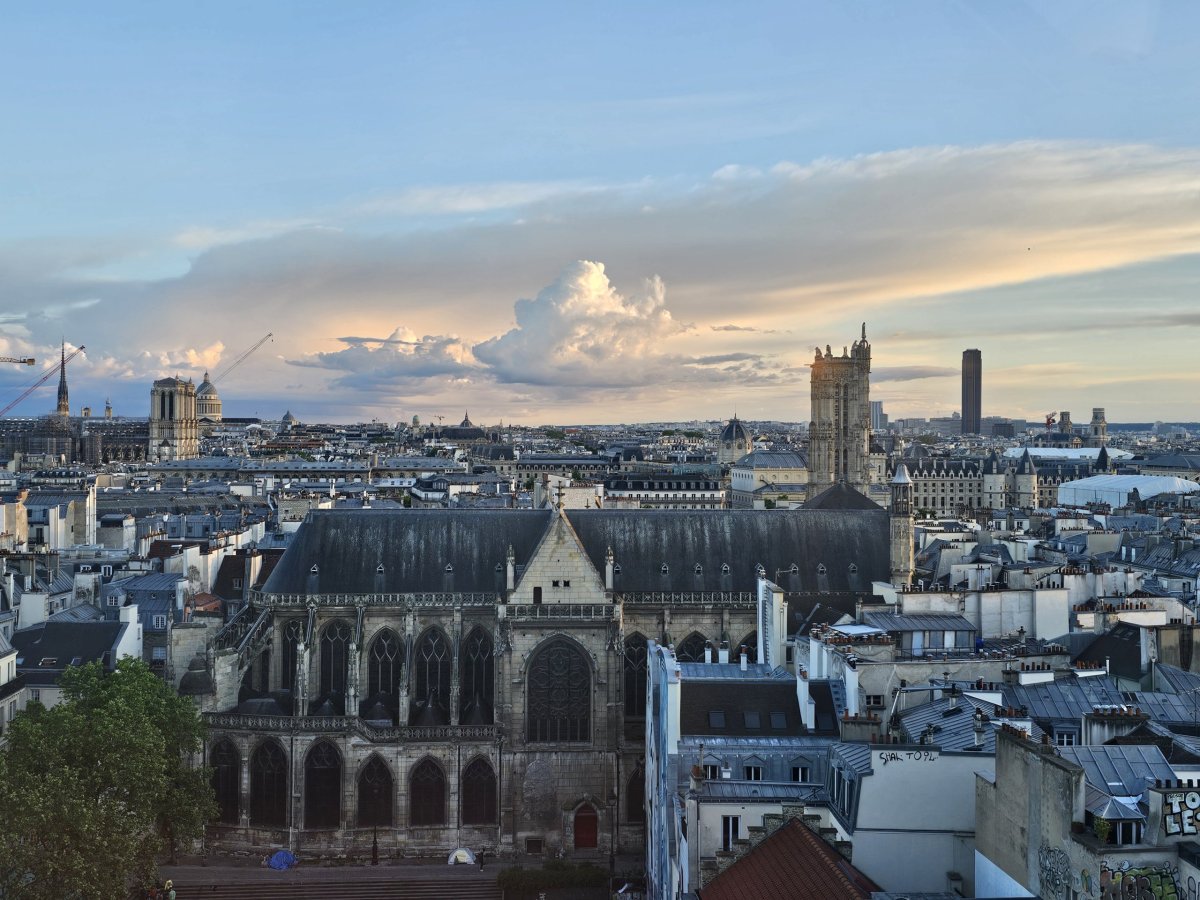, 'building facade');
149,377,200,462
196,502,896,861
